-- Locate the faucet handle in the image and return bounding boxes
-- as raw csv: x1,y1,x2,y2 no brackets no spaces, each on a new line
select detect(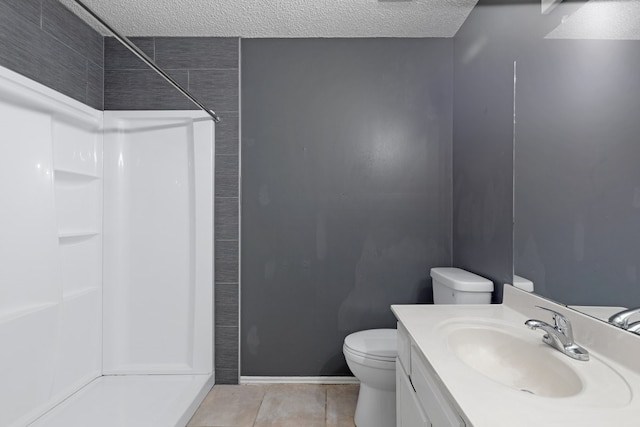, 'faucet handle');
626,321,640,334
535,306,573,339
608,307,640,329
